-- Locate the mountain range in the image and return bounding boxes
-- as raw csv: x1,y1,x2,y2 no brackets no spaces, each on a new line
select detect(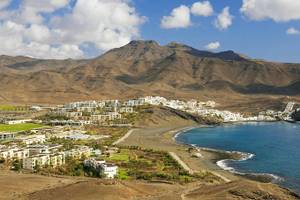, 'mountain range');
1,40,300,107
